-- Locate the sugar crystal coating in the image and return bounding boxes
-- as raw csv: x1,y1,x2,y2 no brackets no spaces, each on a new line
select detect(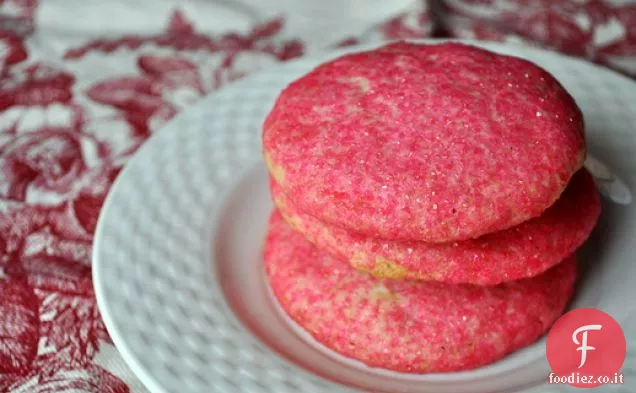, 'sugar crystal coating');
263,211,576,373
262,42,586,243
271,169,600,285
